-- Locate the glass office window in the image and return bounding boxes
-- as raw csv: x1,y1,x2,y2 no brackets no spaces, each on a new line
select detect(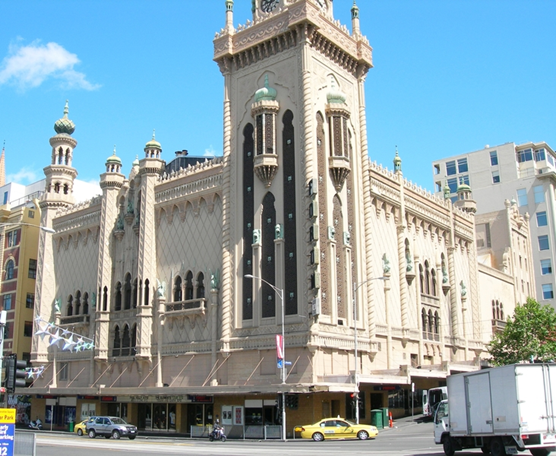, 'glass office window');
543,284,554,300
517,188,527,206
539,235,550,251
446,161,456,176
534,185,545,204
537,211,548,227
457,158,468,173
541,259,552,275
492,171,500,183
490,151,498,166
